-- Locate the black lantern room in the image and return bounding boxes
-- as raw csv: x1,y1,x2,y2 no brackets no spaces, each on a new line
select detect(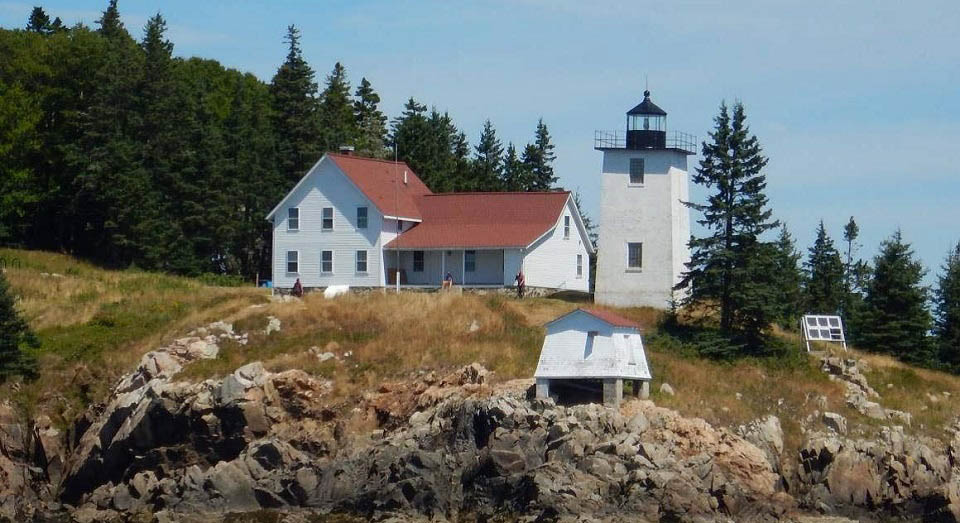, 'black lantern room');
626,90,667,149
